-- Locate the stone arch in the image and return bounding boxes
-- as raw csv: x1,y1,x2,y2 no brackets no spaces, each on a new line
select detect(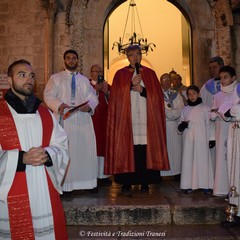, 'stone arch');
104,0,127,20
101,0,238,86
49,0,236,85
167,0,216,86
103,0,196,84
207,0,234,66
